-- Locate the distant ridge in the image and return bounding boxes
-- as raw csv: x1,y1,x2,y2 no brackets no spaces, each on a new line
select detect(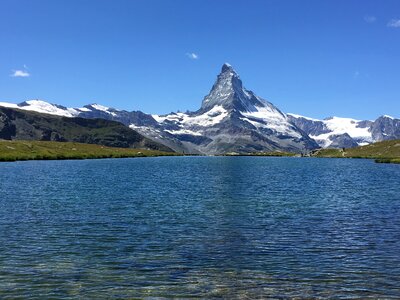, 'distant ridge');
1,64,399,153
0,106,173,152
